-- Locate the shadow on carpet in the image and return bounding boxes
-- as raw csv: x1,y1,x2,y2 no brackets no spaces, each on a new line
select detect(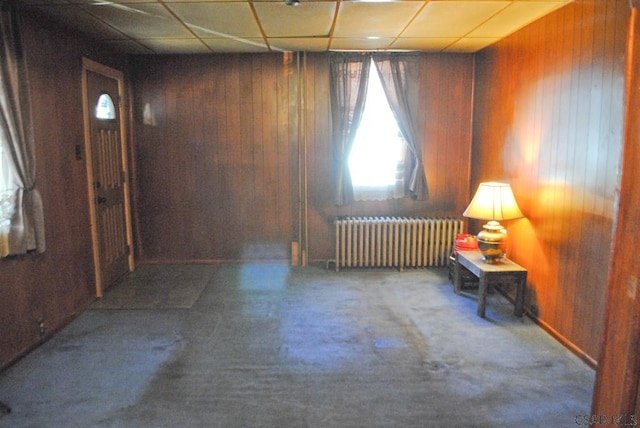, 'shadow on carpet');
89,264,216,310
